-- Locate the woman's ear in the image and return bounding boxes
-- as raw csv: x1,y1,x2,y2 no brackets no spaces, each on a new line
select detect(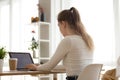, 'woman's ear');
61,21,66,28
